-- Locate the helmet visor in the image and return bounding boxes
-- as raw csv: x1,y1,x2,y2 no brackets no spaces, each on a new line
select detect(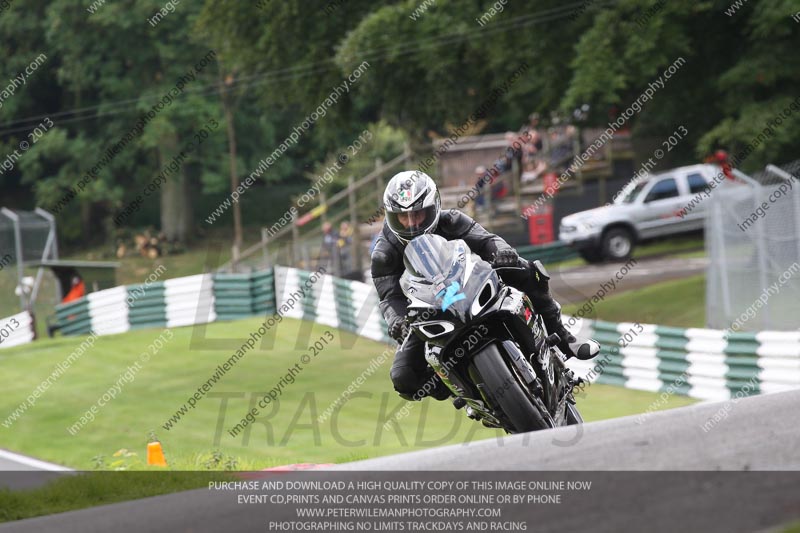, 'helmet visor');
386,205,438,241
